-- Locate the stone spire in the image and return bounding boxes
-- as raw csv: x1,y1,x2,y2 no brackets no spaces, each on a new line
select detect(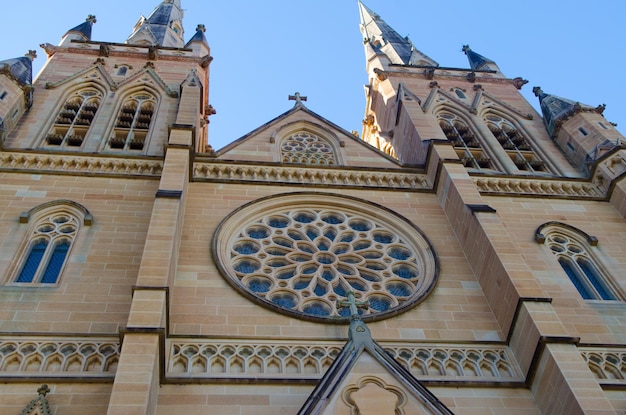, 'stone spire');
462,45,499,72
358,1,438,66
533,86,605,137
66,15,97,41
126,0,185,48
0,50,36,86
58,15,96,46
